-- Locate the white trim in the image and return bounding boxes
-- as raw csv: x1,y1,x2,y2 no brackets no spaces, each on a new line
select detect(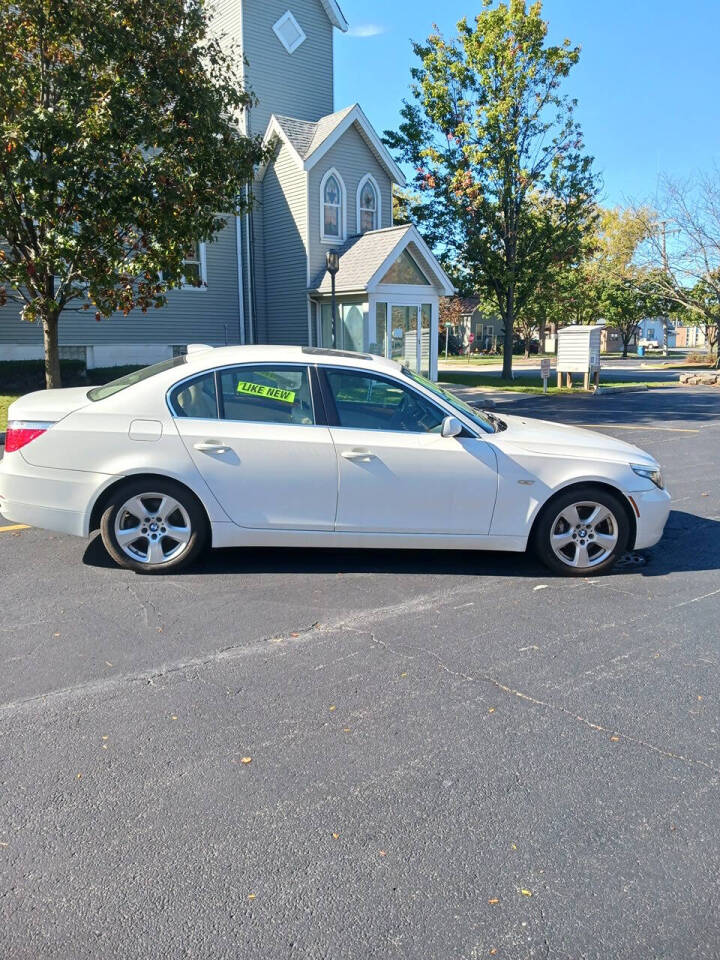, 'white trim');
180,241,207,290
257,118,304,181
245,188,255,343
260,106,406,187
319,0,349,31
366,226,454,295
320,167,347,244
303,104,406,187
356,173,381,234
235,216,245,344
272,10,307,55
